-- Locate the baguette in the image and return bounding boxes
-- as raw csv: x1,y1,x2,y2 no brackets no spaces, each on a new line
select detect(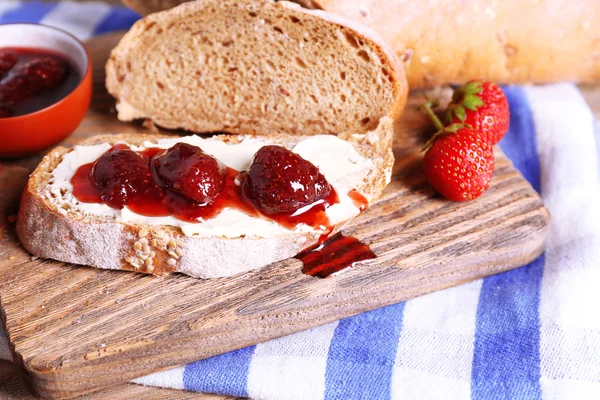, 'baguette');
17,122,393,279
107,0,407,135
124,0,600,89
